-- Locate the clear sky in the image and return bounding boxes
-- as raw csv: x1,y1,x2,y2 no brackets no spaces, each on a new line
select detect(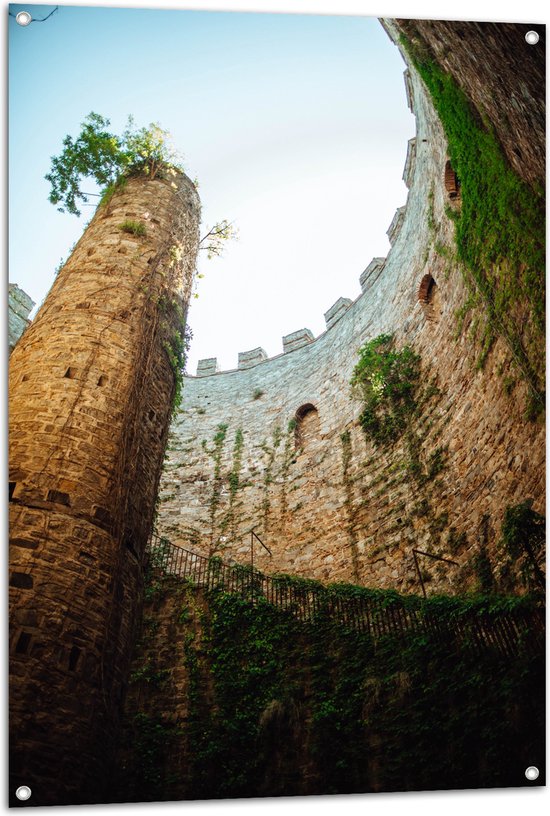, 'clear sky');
8,2,415,372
